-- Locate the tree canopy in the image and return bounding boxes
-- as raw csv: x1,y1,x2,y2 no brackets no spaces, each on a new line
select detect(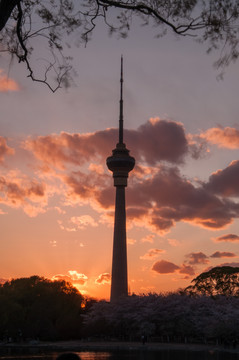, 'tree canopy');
1,271,239,344
0,276,85,340
85,291,239,343
0,0,239,90
184,266,239,297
